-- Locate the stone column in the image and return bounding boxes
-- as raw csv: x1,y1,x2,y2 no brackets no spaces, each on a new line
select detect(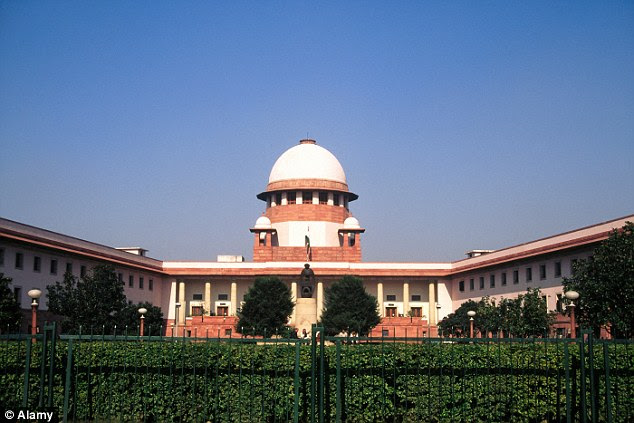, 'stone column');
178,281,186,325
204,282,211,316
168,280,177,336
403,282,410,317
291,282,298,324
377,282,384,317
230,282,238,316
428,281,436,325
316,282,324,321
